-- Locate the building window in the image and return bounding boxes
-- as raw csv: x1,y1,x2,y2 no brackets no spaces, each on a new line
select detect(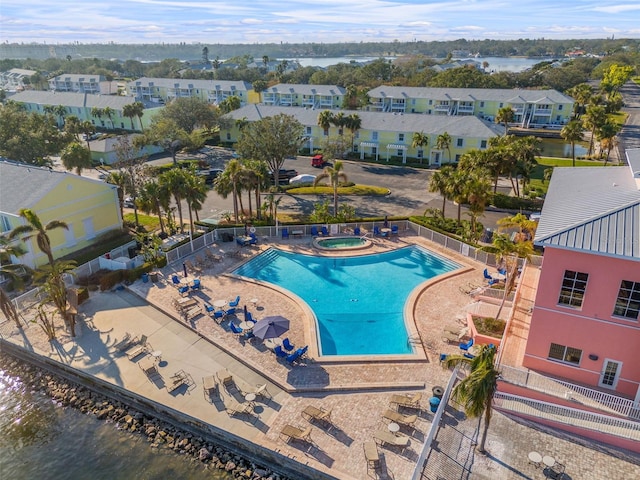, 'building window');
455,154,461,162
558,105,563,110
480,101,485,107
428,100,432,105
372,131,378,141
480,140,487,148
226,132,231,141
398,133,404,142
0,215,11,233
613,280,640,320
305,127,312,135
558,270,588,308
499,103,503,108
456,138,463,147
548,343,582,365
